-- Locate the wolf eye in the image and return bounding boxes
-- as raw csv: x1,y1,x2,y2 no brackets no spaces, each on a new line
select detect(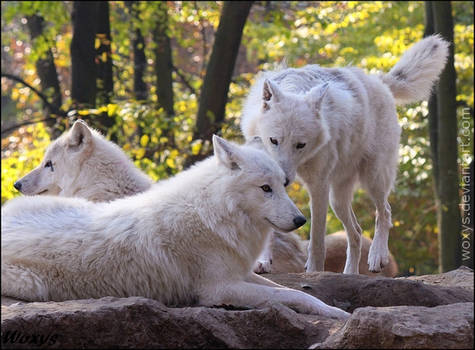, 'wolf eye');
296,143,306,149
45,161,54,171
270,137,278,146
261,185,272,193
